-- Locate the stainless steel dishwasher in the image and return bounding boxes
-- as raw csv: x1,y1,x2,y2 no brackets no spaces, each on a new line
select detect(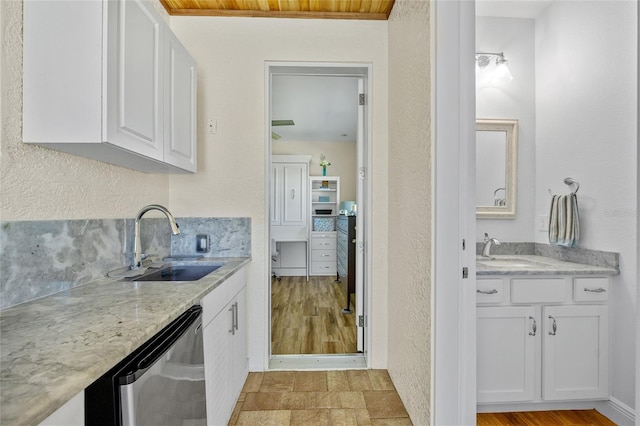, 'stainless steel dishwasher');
85,305,206,426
